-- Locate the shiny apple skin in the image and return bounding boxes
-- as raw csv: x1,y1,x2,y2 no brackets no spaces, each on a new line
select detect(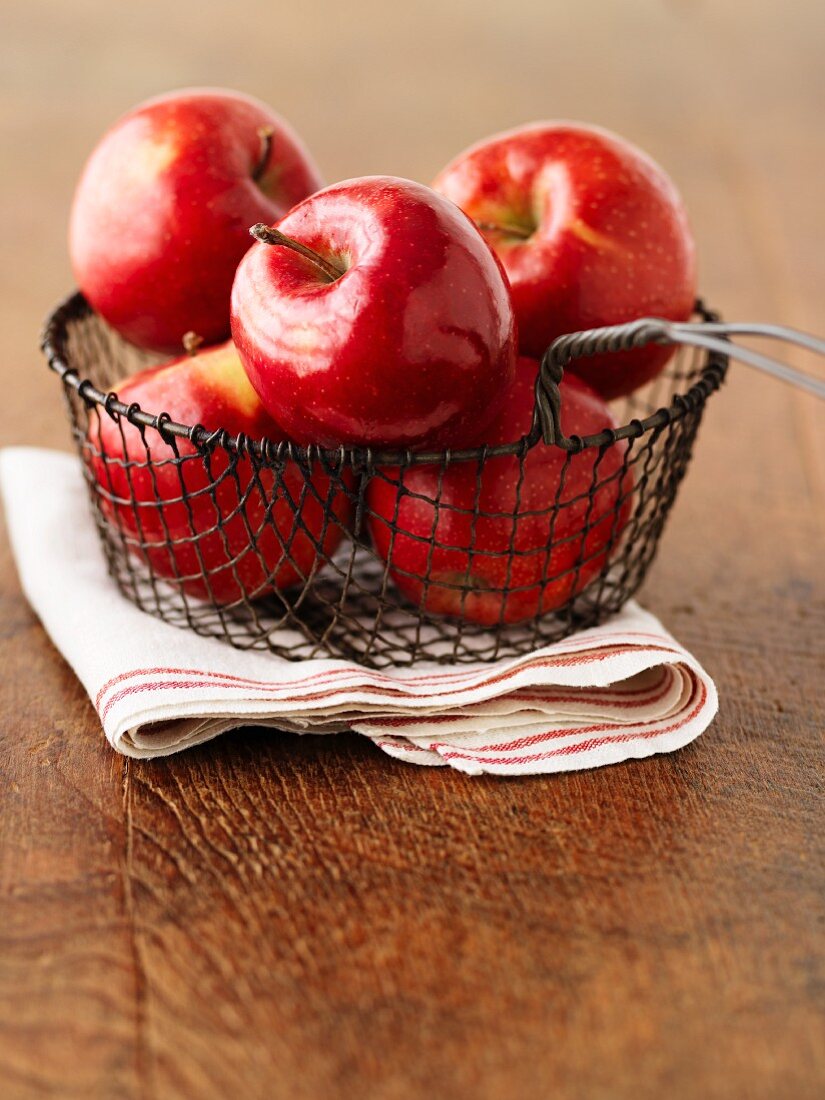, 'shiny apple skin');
70,88,322,355
366,357,634,625
433,123,696,399
89,342,351,605
230,176,517,450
